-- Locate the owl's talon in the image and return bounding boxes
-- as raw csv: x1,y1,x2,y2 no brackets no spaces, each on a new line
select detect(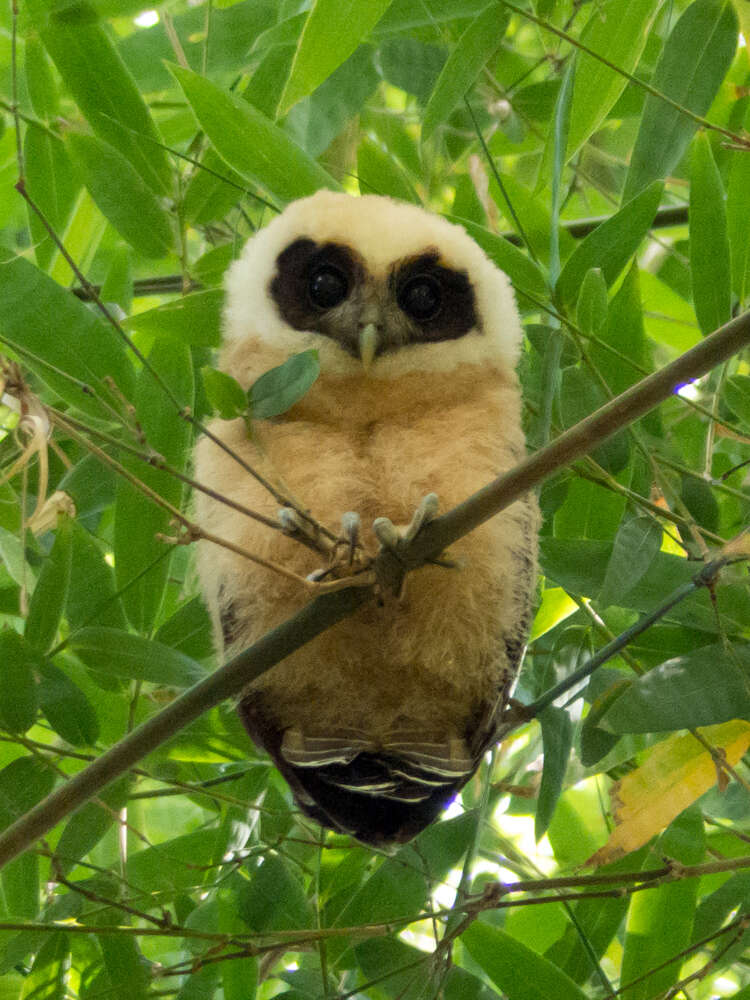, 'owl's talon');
340,511,361,566
373,493,439,553
278,506,331,556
